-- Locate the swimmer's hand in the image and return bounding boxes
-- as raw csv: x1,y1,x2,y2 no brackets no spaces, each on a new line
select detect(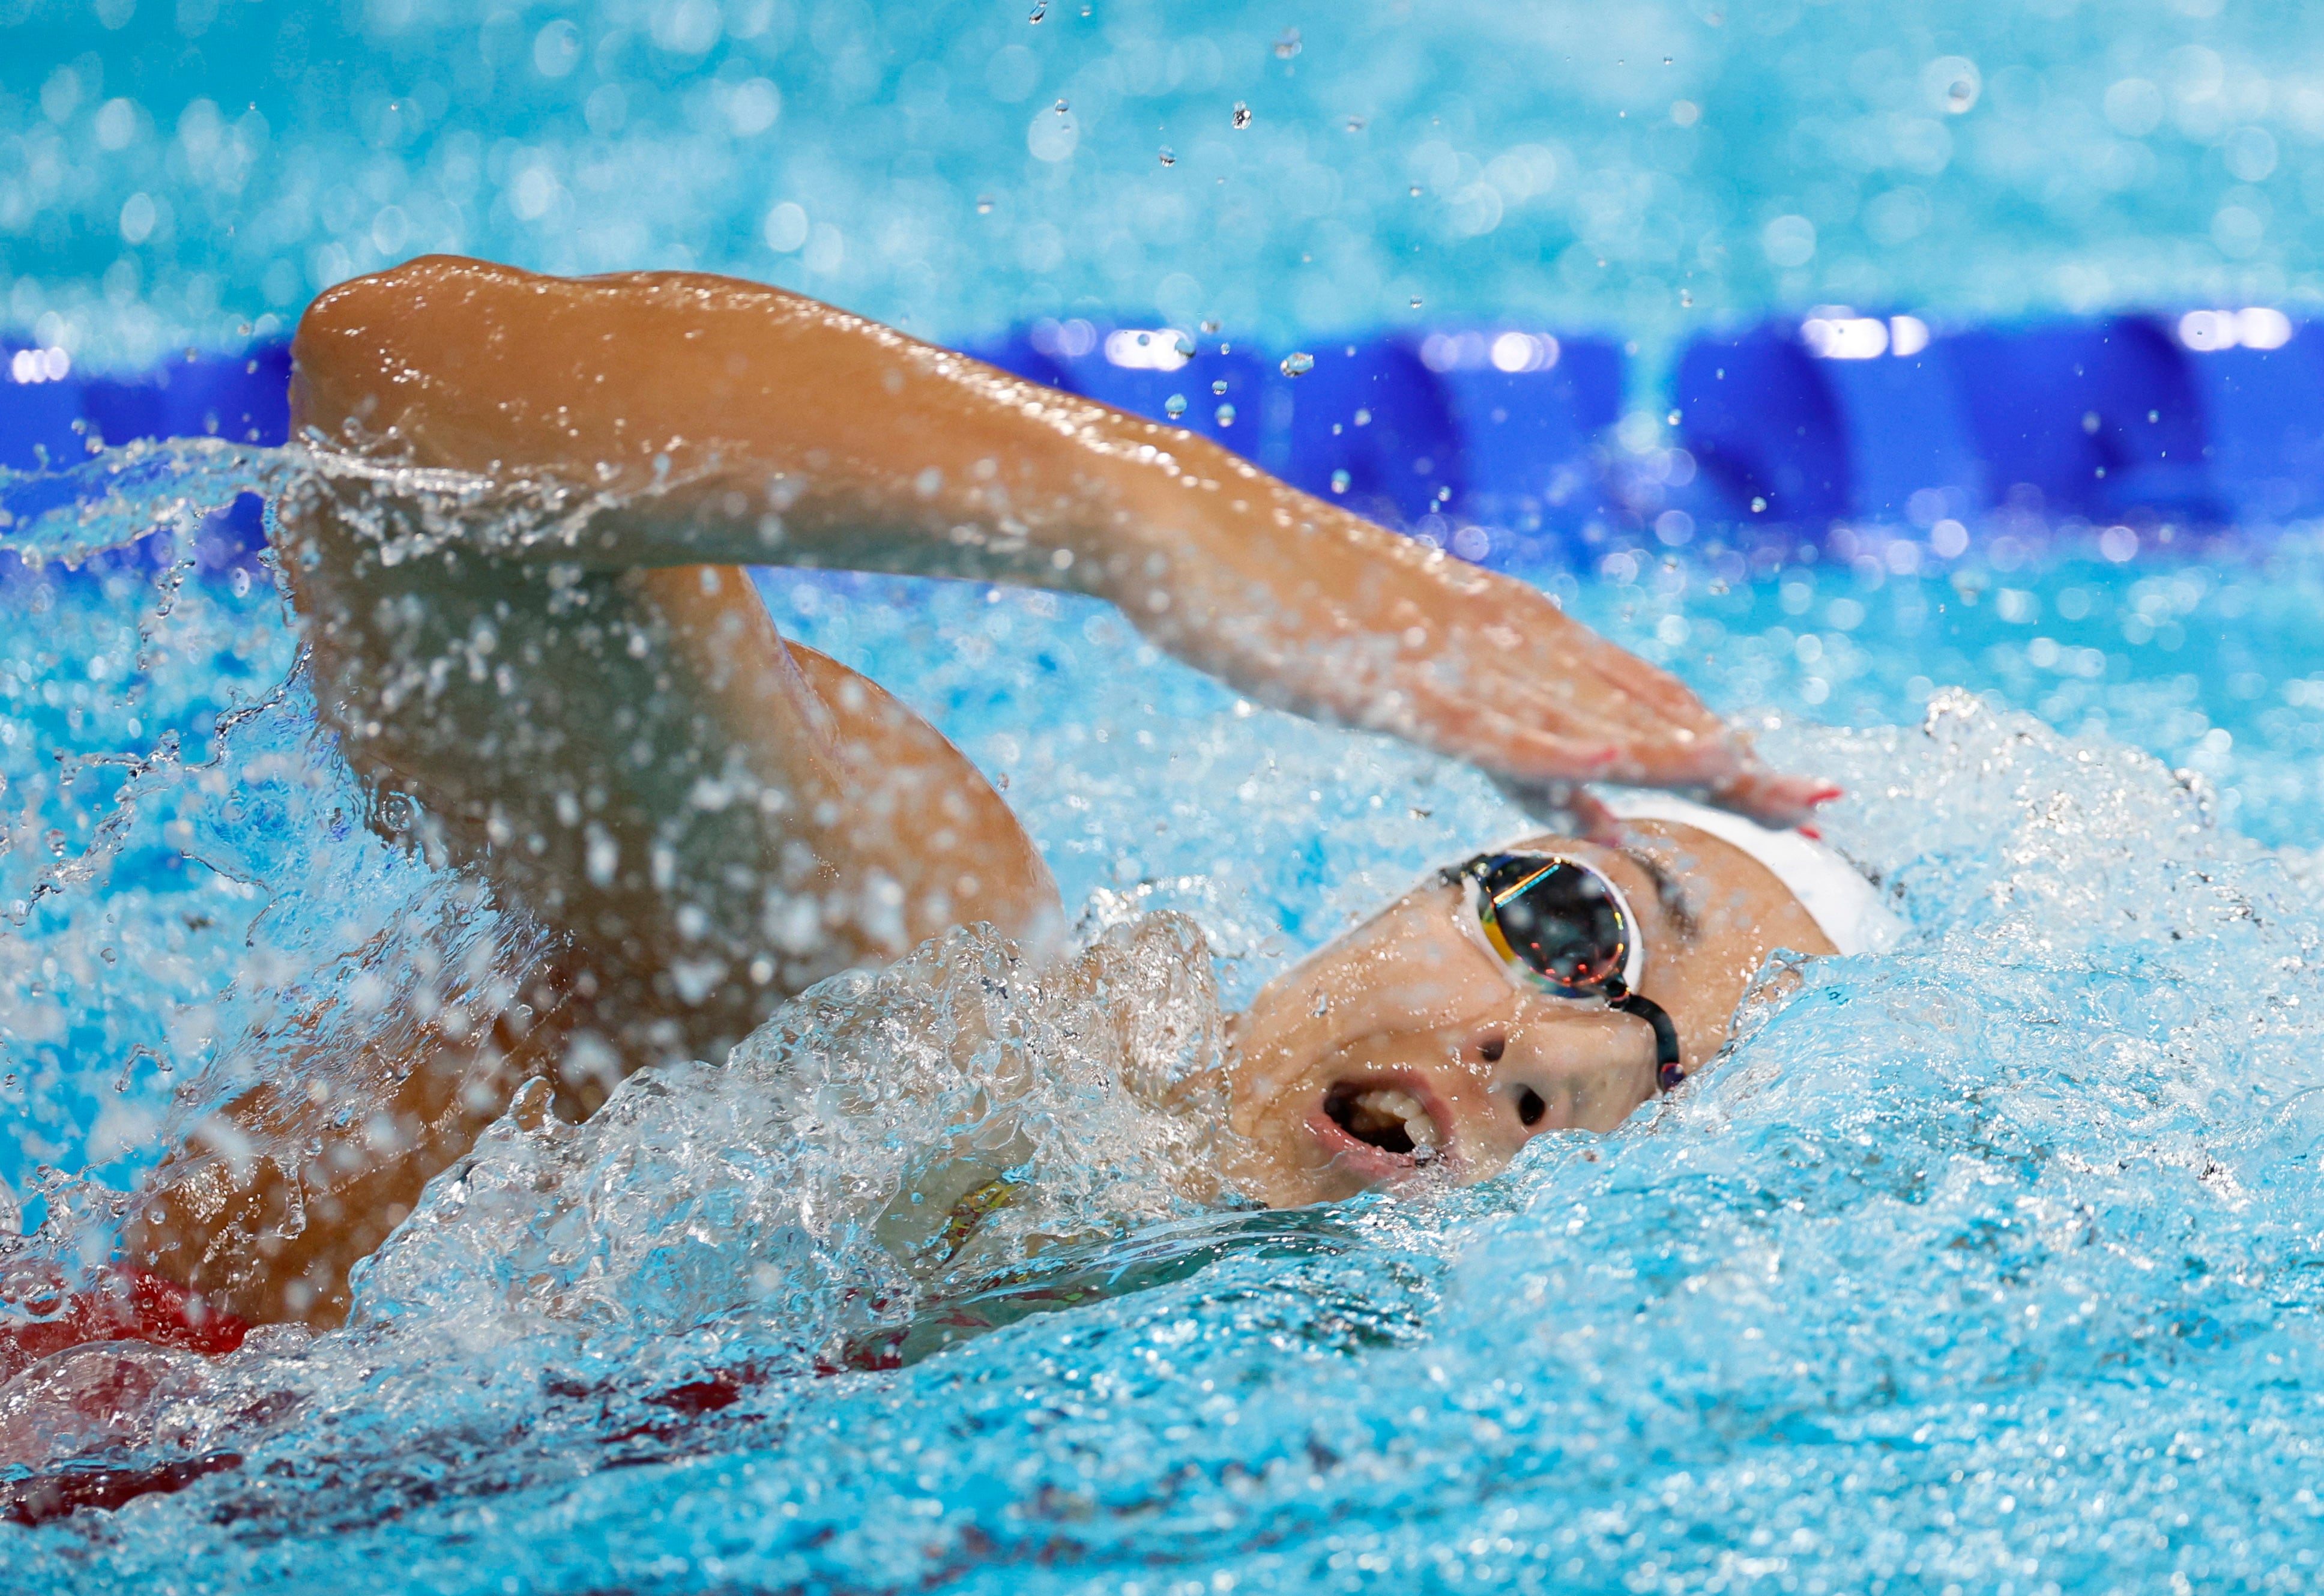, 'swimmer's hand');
1110,482,1835,832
